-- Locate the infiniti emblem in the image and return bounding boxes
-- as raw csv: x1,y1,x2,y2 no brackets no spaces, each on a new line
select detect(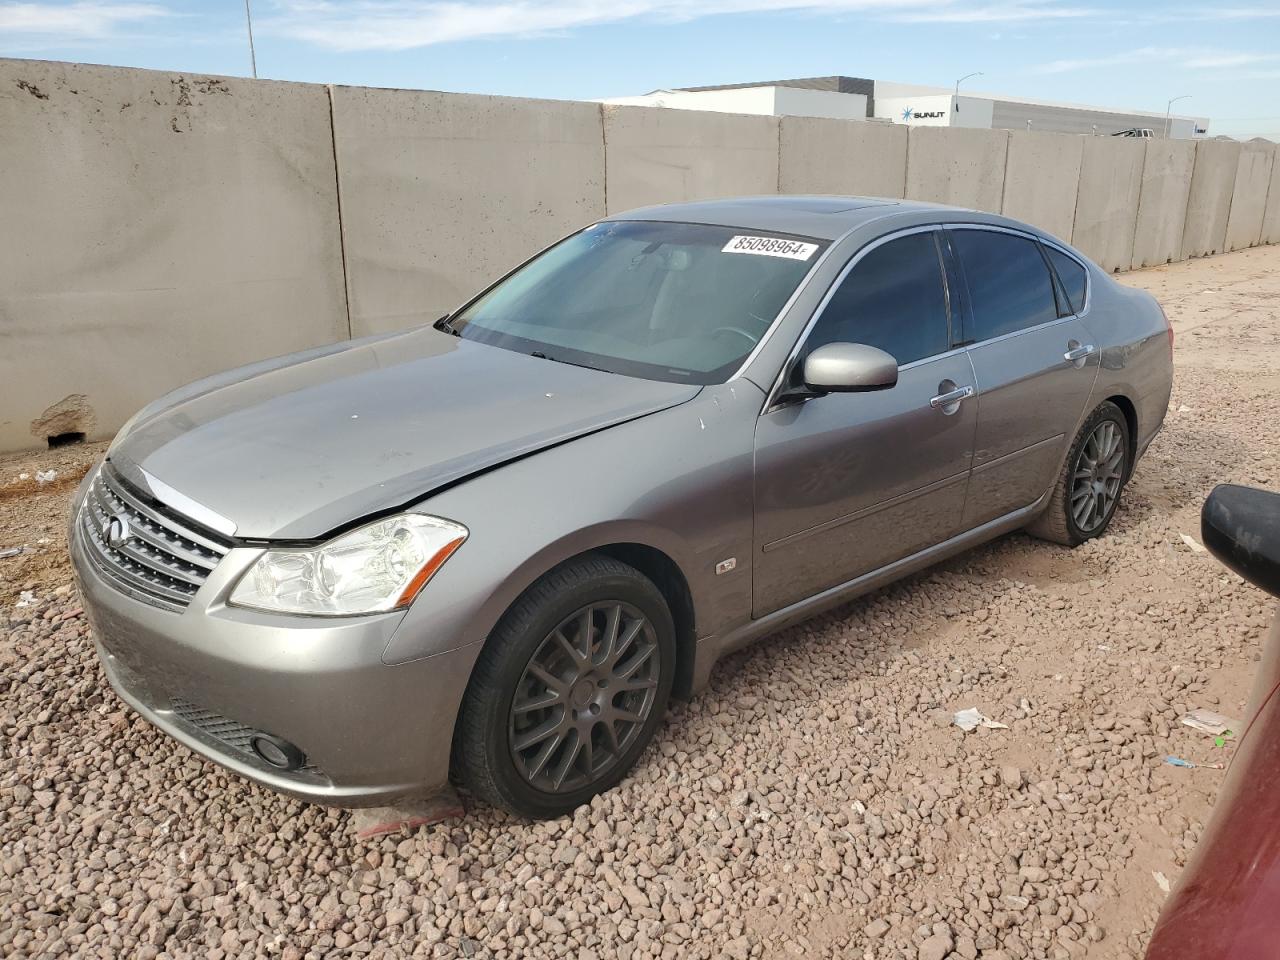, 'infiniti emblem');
103,513,131,549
